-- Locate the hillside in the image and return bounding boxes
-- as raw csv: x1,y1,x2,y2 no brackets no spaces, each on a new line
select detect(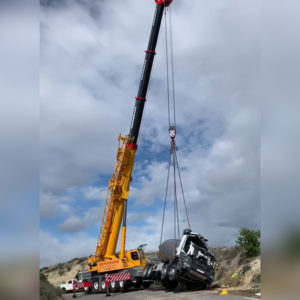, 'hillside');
40,272,64,300
40,247,260,295
211,247,260,294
